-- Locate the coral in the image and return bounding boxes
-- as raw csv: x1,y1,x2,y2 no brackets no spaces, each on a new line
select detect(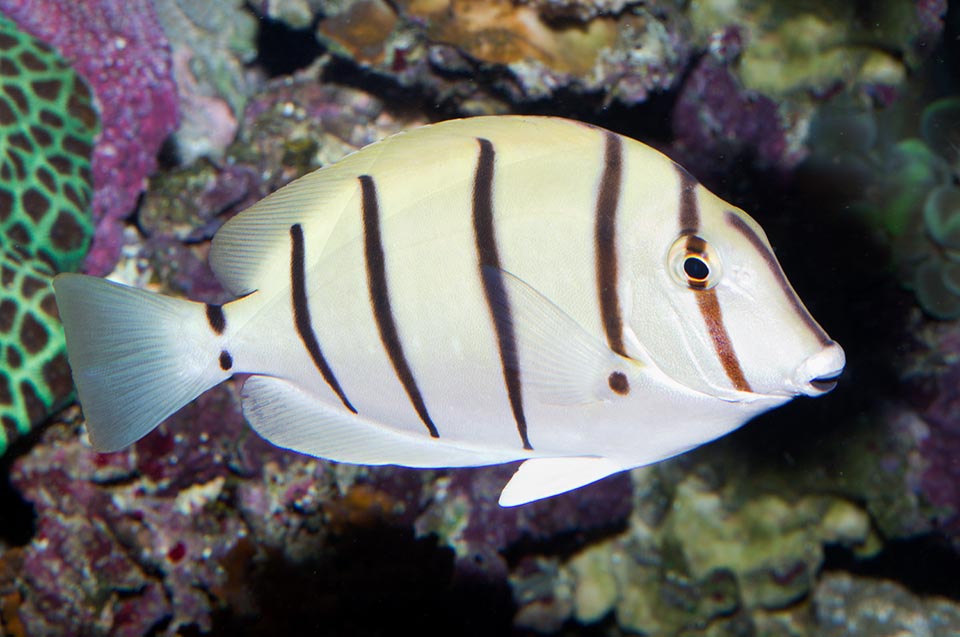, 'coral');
0,14,97,455
251,0,326,29
671,55,797,180
806,95,960,319
814,572,960,636
152,0,259,163
908,321,960,537
0,385,434,635
415,464,633,583
0,0,180,276
505,466,877,635
312,0,688,108
689,0,934,99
